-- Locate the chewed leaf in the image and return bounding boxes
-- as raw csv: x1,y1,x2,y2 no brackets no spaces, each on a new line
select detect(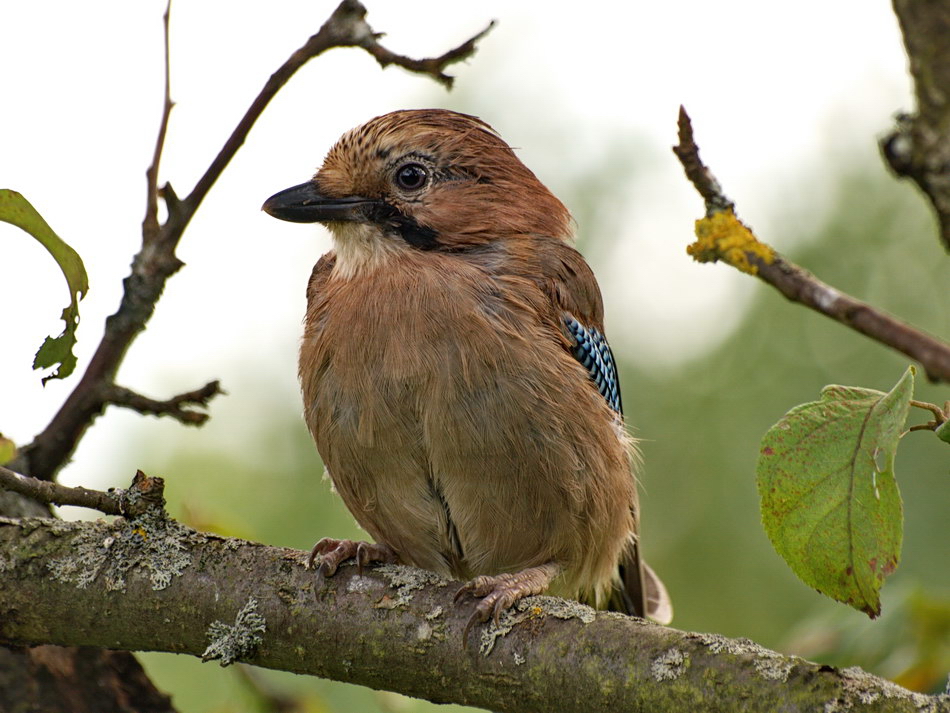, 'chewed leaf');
0,189,89,382
756,366,914,617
